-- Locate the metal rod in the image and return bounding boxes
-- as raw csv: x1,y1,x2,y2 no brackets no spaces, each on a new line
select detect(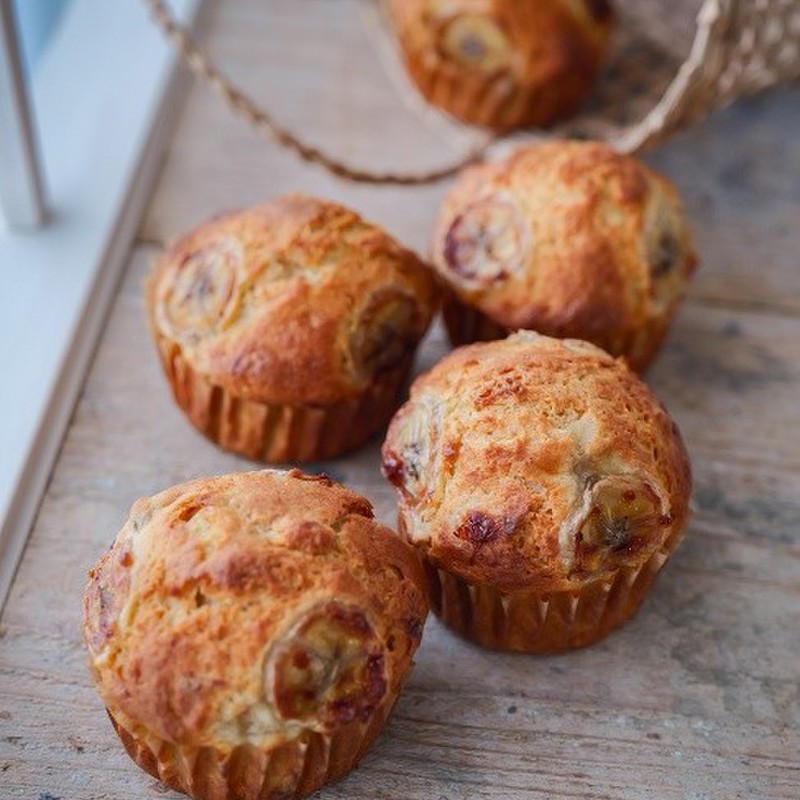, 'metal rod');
0,0,47,230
